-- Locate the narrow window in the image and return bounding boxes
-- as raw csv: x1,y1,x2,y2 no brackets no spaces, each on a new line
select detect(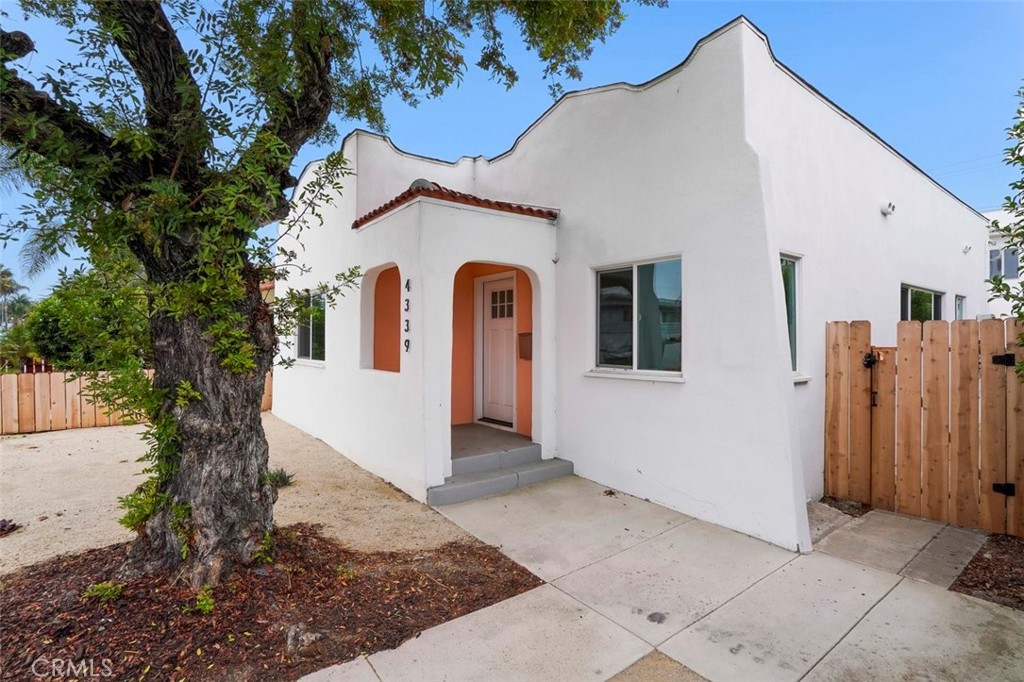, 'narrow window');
297,291,326,361
597,268,633,368
1004,247,1020,280
990,249,1003,278
780,256,798,371
955,295,966,320
596,258,681,372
